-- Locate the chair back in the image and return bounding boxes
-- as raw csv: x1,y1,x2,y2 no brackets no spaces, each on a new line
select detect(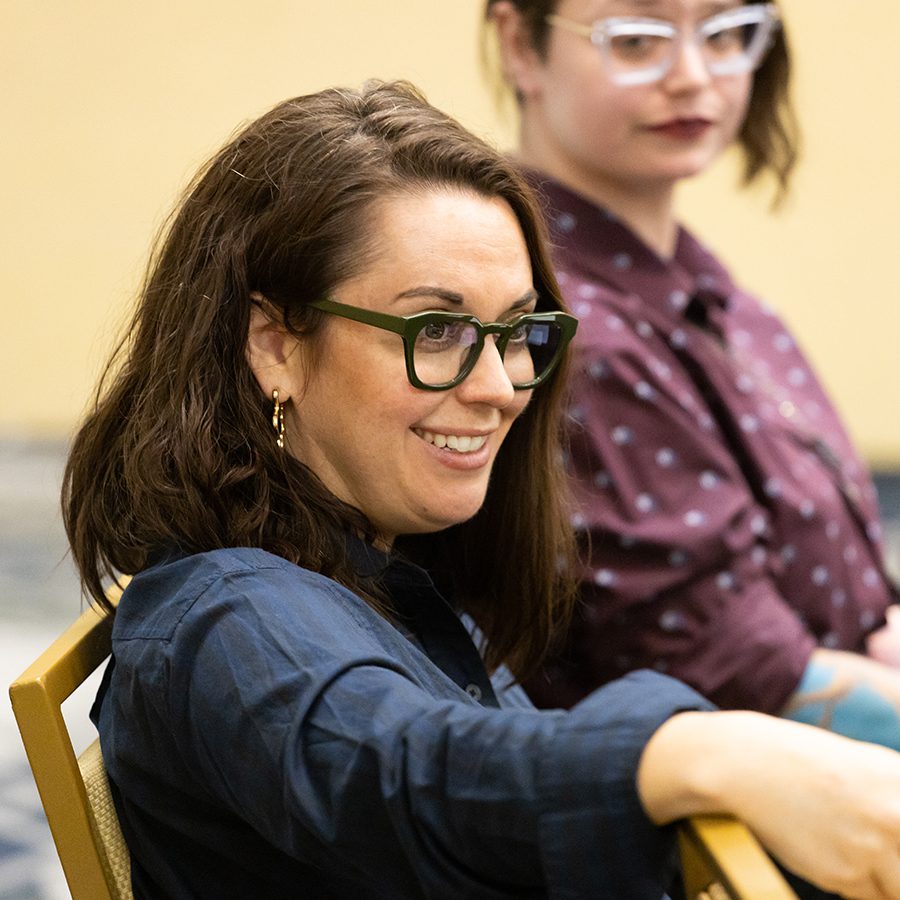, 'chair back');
9,603,133,900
